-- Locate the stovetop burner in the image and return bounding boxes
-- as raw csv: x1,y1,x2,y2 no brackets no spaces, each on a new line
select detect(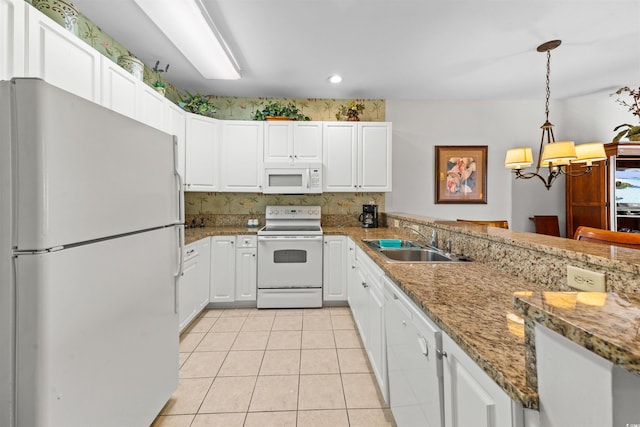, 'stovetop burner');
261,225,322,232
259,205,323,236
